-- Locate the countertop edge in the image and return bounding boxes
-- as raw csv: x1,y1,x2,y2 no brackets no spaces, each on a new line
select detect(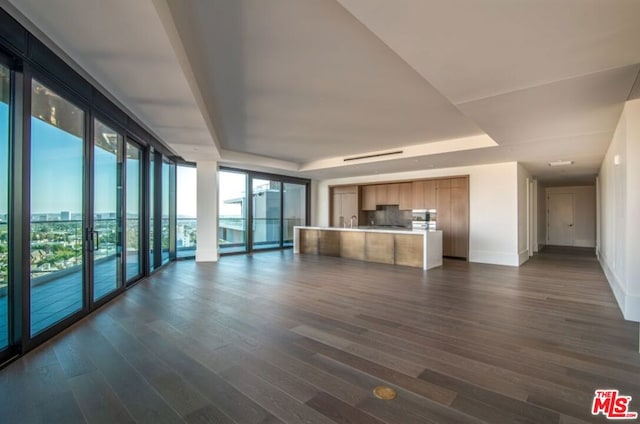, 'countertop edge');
294,226,442,235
